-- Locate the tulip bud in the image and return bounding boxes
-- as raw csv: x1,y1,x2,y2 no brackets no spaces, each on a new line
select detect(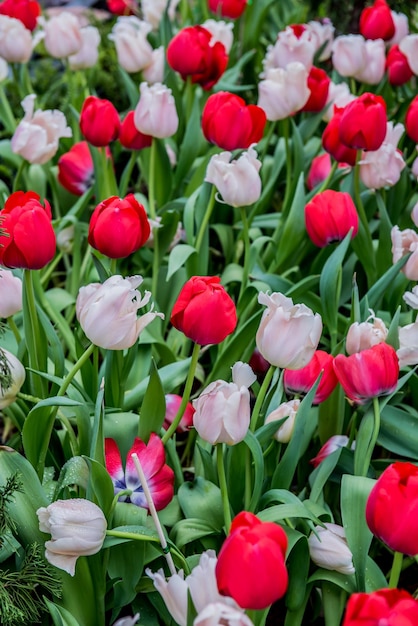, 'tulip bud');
403,285,418,310
133,82,179,139
338,93,387,152
0,269,22,318
342,589,418,626
208,0,247,19
322,106,358,166
352,39,385,85
119,111,153,151
283,350,338,404
58,141,95,196
304,189,359,248
405,96,418,144
264,399,300,443
263,24,316,71
397,321,418,368
112,615,140,626
36,499,107,576
205,146,262,207
0,348,25,409
386,45,413,87
195,603,254,626
346,312,388,355
388,11,409,46
0,0,41,32
359,0,395,41
164,394,194,433
39,11,83,59
201,19,234,54
358,122,406,190
306,153,332,191
308,523,355,575
106,0,137,16
108,16,153,74
391,226,418,281
0,15,33,63
399,34,418,76
80,96,120,147
256,291,322,370
142,0,179,29
258,64,310,121
142,46,164,84
310,435,350,467
68,26,100,70
301,66,330,113
56,225,75,254
331,35,367,78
